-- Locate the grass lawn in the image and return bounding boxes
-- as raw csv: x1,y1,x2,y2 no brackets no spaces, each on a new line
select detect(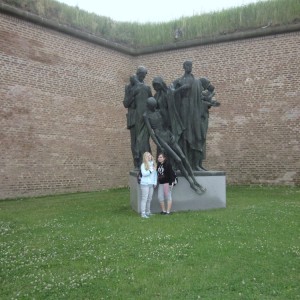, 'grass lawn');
0,186,299,299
